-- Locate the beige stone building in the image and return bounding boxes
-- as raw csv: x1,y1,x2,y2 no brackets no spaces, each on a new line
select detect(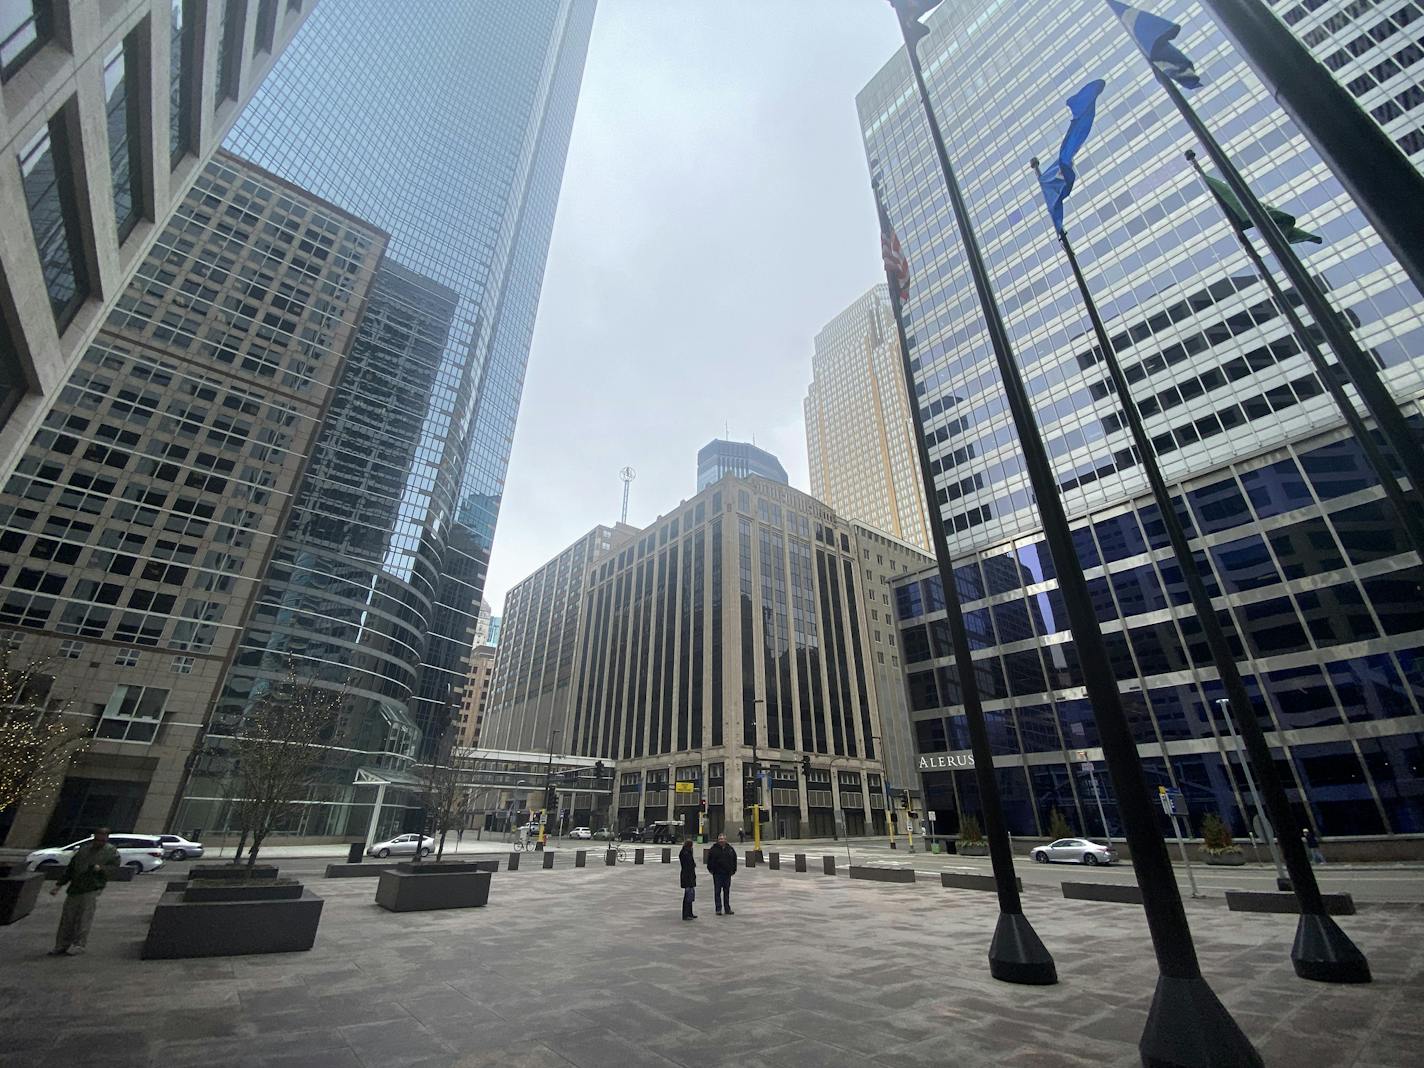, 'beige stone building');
453,644,496,749
805,283,932,553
